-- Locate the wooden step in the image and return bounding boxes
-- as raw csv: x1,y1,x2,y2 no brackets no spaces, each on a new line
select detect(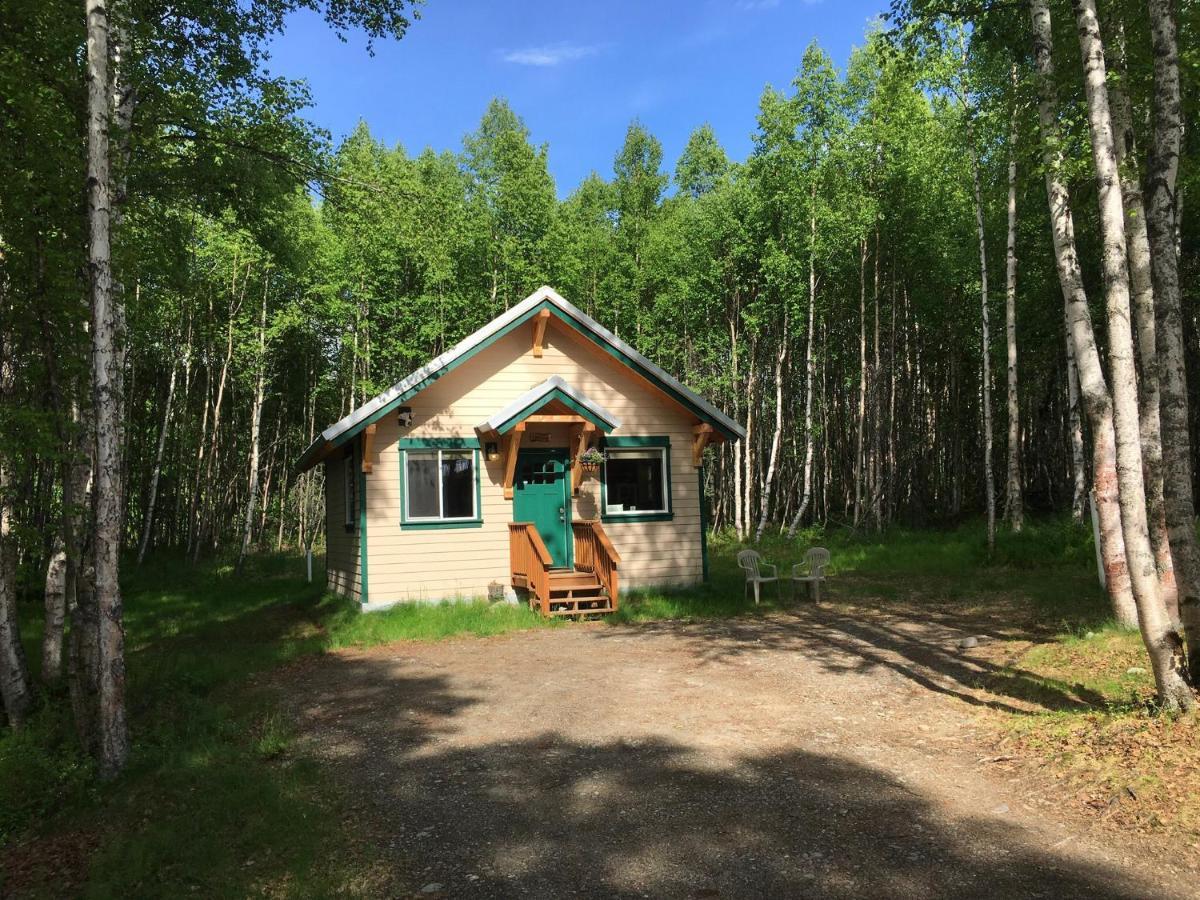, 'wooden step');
549,585,604,598
548,572,600,586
